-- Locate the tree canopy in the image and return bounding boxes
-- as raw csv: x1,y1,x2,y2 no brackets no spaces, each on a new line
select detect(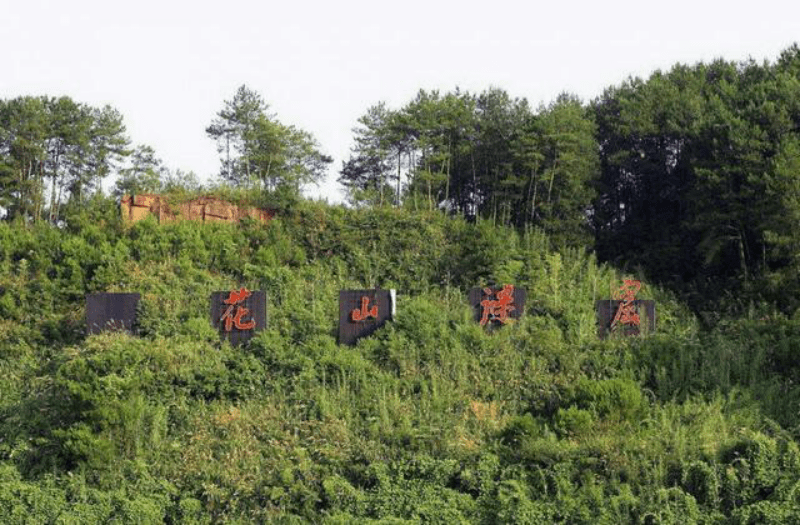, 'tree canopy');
0,96,129,223
592,45,800,310
206,85,332,196
4,46,800,312
339,88,599,247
